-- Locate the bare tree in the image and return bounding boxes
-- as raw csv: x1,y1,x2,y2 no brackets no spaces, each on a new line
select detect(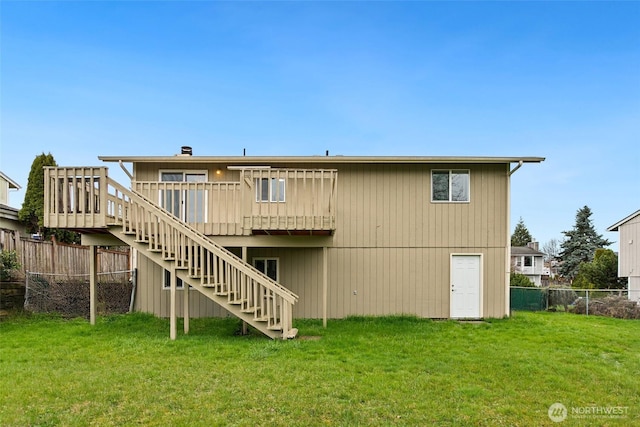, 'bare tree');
542,238,559,262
